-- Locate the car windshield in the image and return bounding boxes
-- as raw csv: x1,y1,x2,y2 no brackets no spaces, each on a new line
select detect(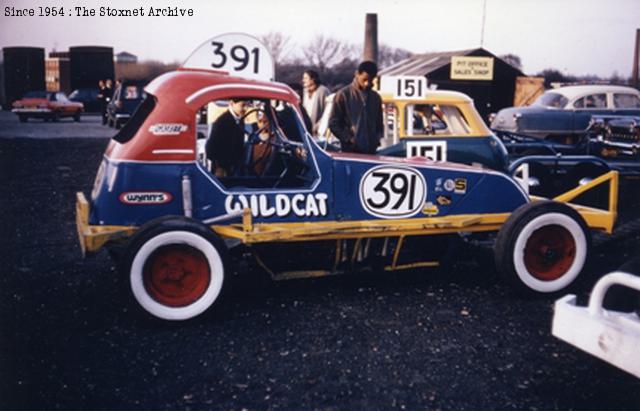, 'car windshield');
403,104,471,136
533,92,569,108
123,85,142,100
23,91,48,99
